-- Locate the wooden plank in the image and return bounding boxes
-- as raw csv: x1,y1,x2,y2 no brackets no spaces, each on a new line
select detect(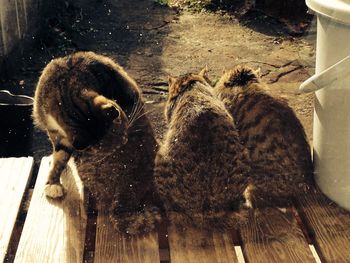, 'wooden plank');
168,225,239,263
0,157,33,262
297,189,350,262
240,208,315,263
94,208,160,263
14,157,87,263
